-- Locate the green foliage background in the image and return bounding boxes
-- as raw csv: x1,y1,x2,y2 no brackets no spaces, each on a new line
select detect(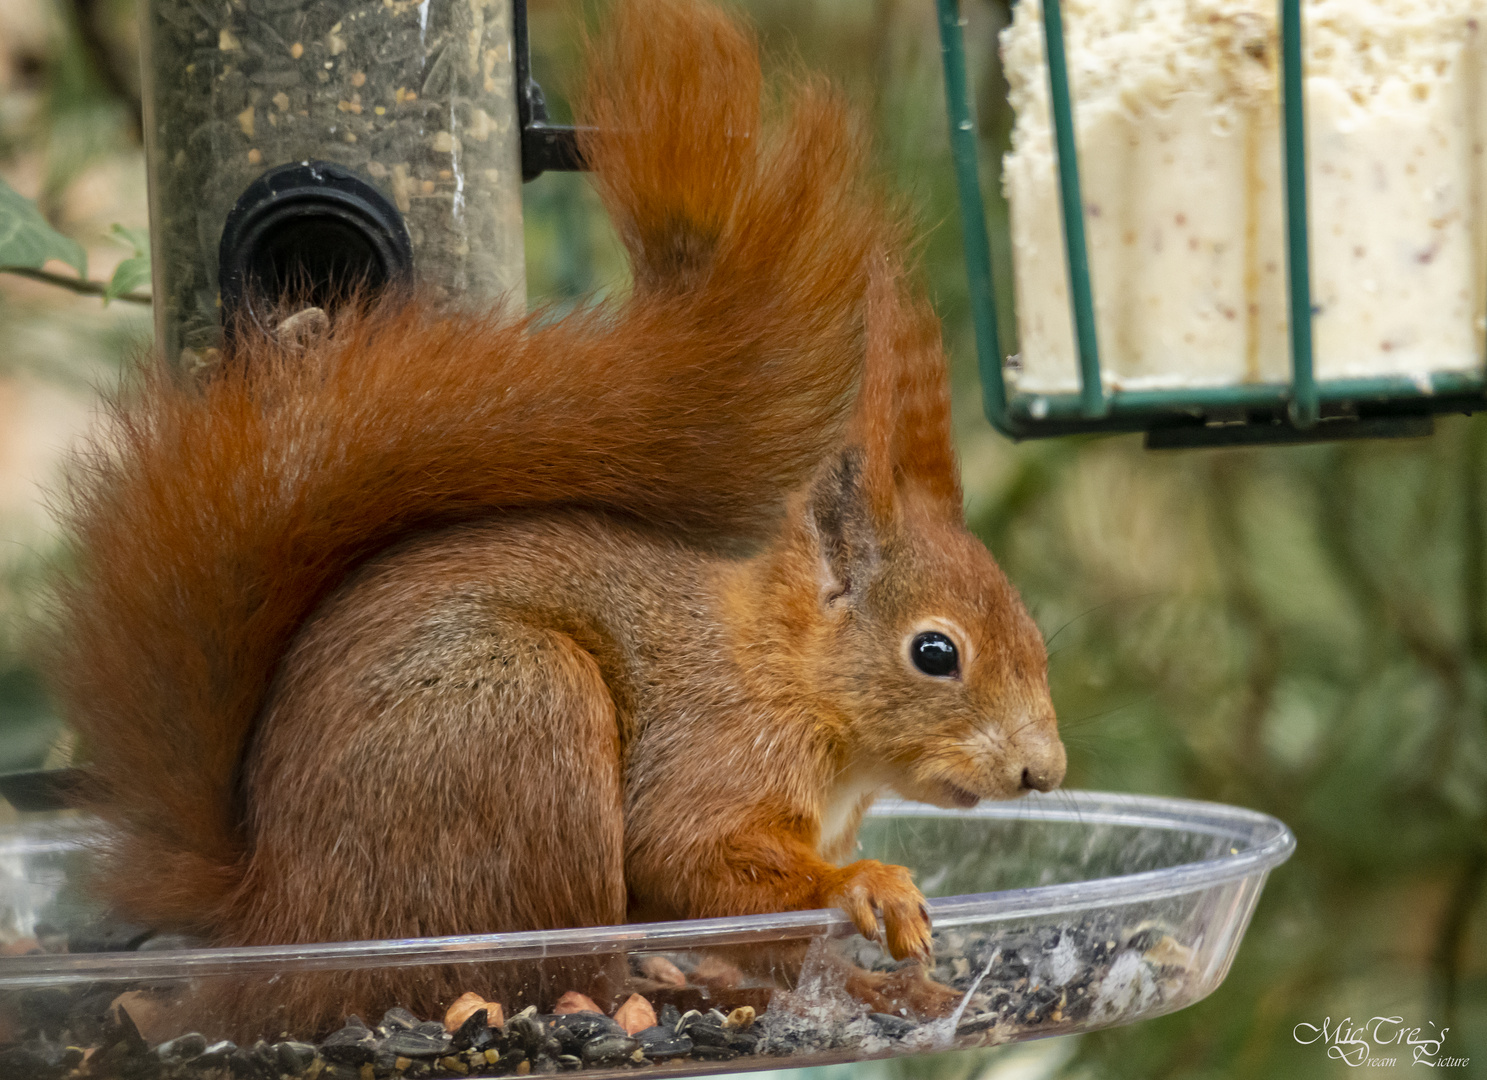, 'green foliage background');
1,0,1484,1076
